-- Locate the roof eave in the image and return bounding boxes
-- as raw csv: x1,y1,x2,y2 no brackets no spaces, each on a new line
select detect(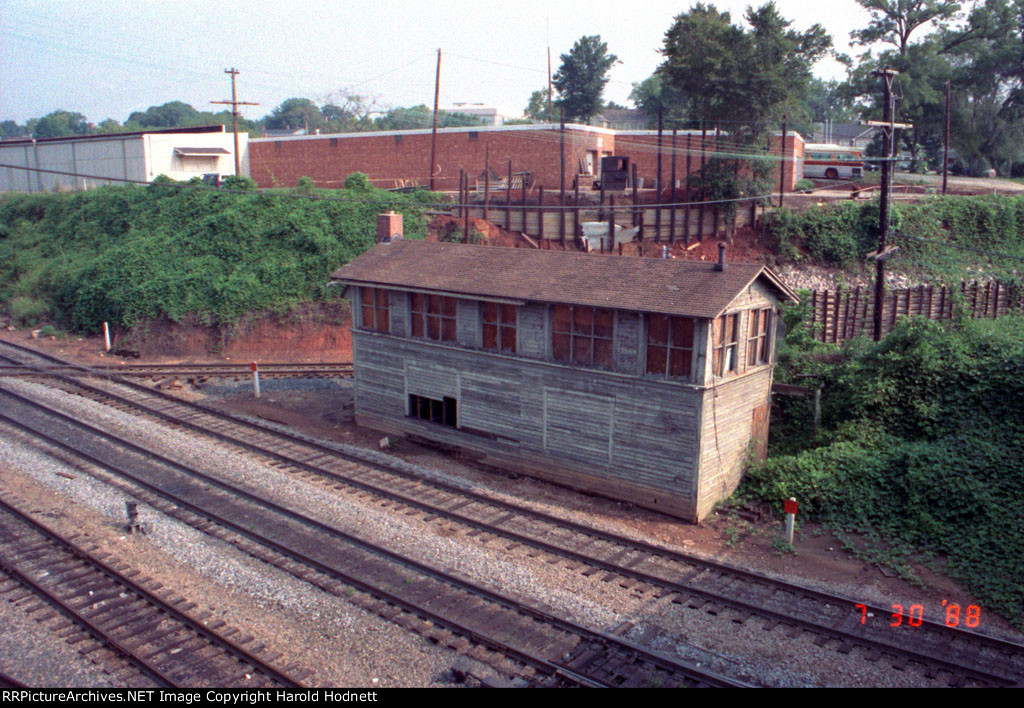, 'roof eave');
712,266,800,318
